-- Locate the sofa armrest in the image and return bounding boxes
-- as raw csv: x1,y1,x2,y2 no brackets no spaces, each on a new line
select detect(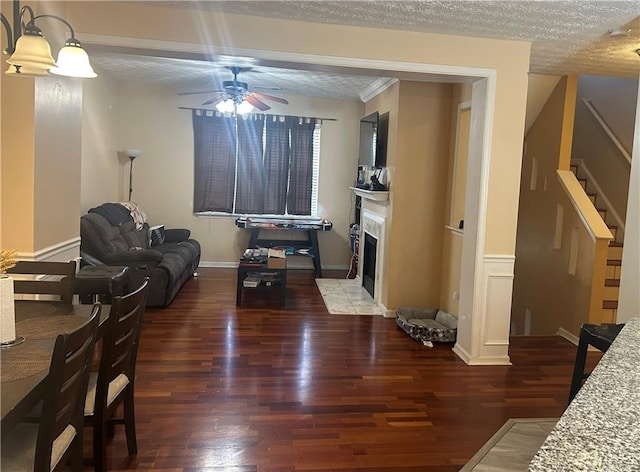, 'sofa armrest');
103,249,164,266
163,228,191,243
